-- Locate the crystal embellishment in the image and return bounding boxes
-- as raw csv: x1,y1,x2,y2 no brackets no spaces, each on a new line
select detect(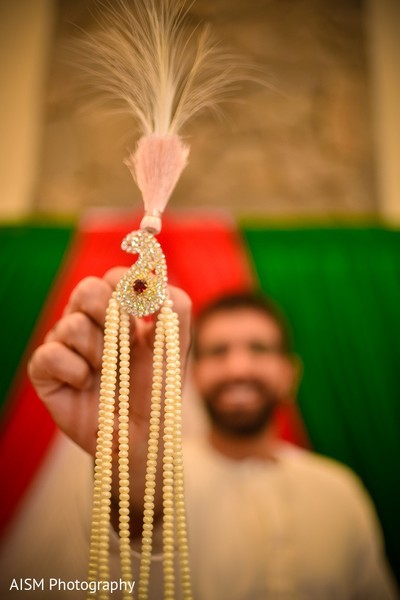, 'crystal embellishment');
116,230,167,317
